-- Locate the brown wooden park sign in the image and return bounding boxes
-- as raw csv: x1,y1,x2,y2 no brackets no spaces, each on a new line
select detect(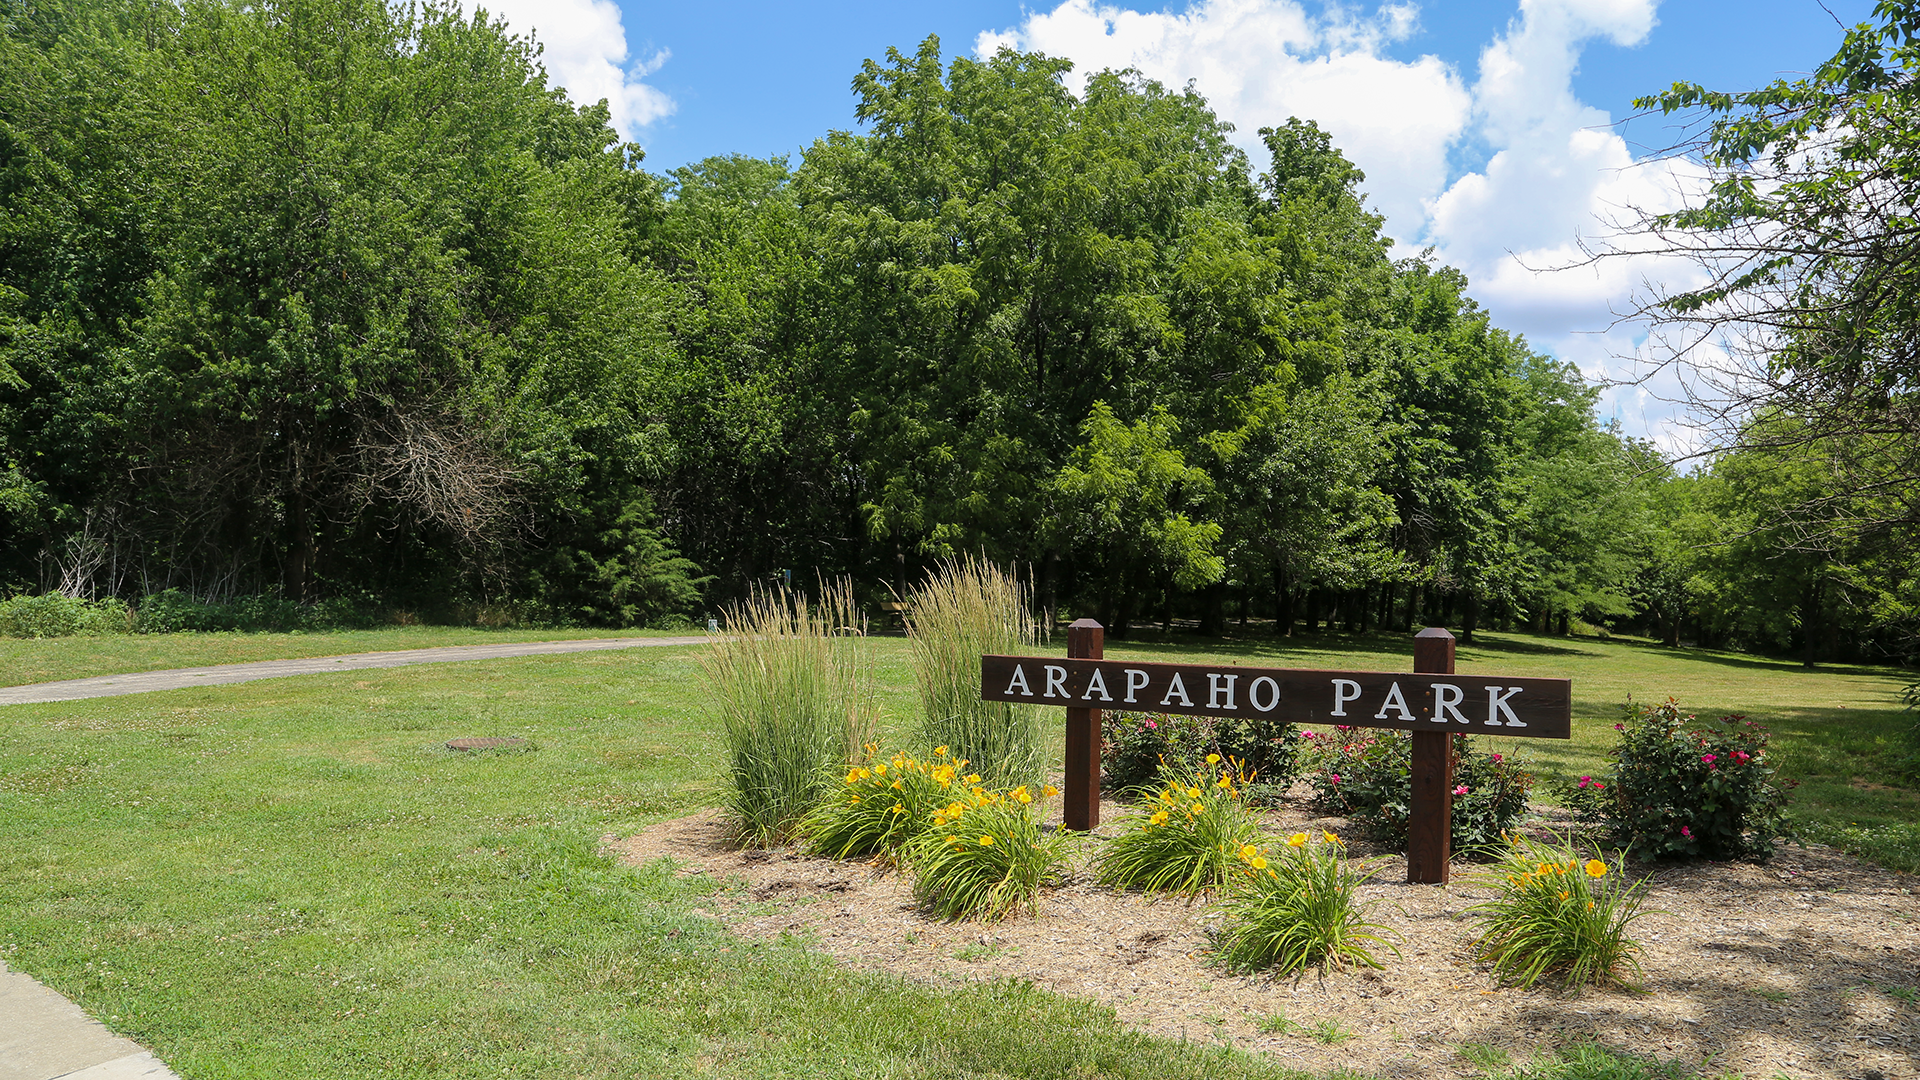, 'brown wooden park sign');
978,620,1573,884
